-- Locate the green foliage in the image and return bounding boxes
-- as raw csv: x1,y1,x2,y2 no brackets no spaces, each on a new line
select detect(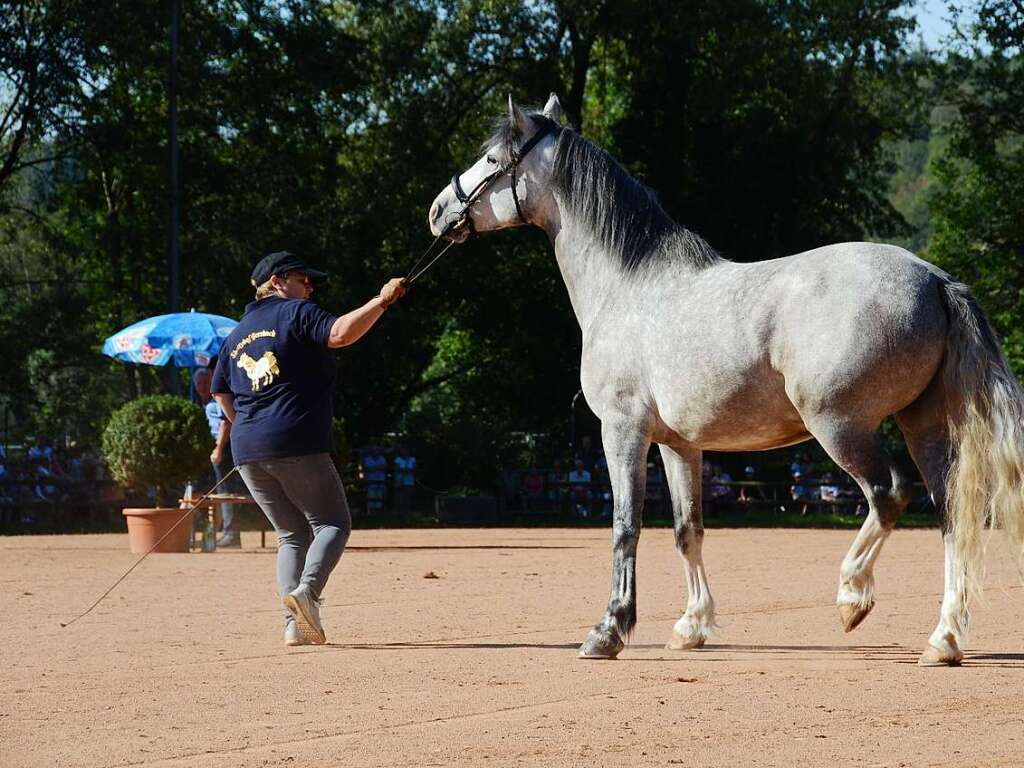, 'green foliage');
594,0,922,259
926,0,1024,375
2,0,982,495
101,395,210,505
